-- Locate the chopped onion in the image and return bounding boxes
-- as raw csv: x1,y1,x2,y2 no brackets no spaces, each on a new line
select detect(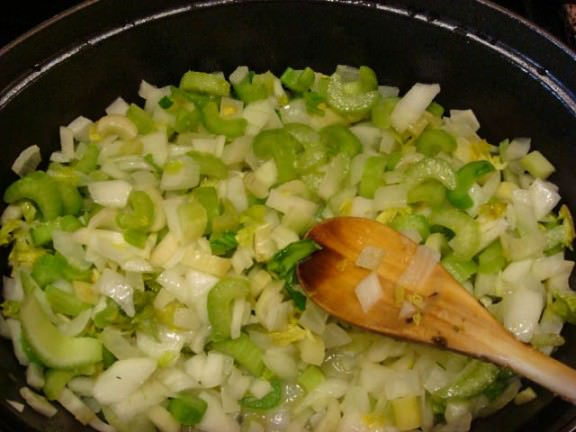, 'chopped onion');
355,272,383,313
390,83,441,133
11,144,41,176
397,245,440,290
95,268,135,317
356,245,385,270
6,399,25,413
88,180,133,208
19,387,58,417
